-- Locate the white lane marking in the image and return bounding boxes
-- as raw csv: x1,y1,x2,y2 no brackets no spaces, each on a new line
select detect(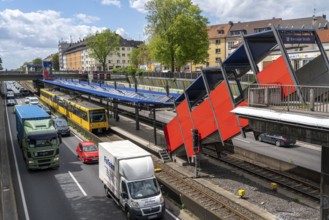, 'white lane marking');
234,138,250,143
165,209,180,220
68,171,87,196
6,106,30,220
72,131,83,141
